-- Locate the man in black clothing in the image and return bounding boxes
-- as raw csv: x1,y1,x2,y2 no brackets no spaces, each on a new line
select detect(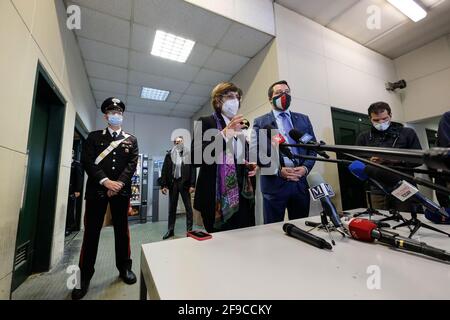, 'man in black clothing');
65,150,83,236
436,111,450,207
356,101,422,211
72,97,139,300
160,137,196,240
